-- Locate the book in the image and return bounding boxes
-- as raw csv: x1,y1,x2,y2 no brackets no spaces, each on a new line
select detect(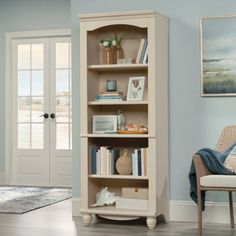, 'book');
142,42,148,64
91,146,98,174
100,146,108,175
99,91,124,96
137,149,142,176
135,38,145,64
141,148,147,176
96,149,101,175
139,39,148,64
111,148,120,174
